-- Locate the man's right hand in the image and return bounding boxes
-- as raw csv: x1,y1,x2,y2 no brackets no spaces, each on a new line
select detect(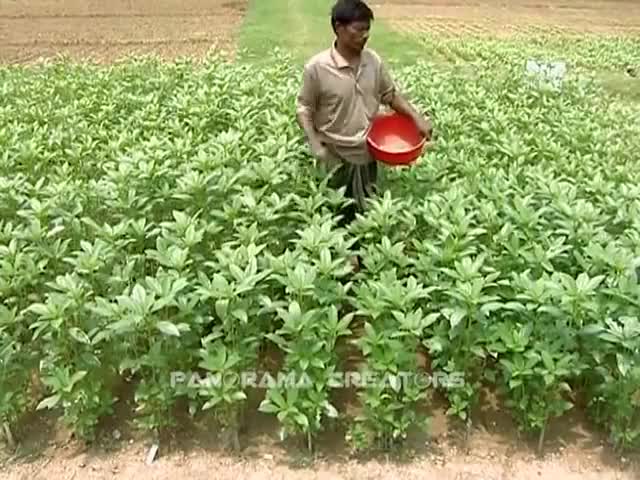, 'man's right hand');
310,140,330,162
